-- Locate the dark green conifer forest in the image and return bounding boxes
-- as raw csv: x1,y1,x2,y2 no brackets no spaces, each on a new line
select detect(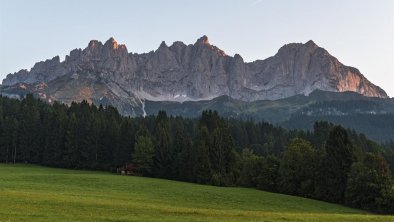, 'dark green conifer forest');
0,94,393,213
